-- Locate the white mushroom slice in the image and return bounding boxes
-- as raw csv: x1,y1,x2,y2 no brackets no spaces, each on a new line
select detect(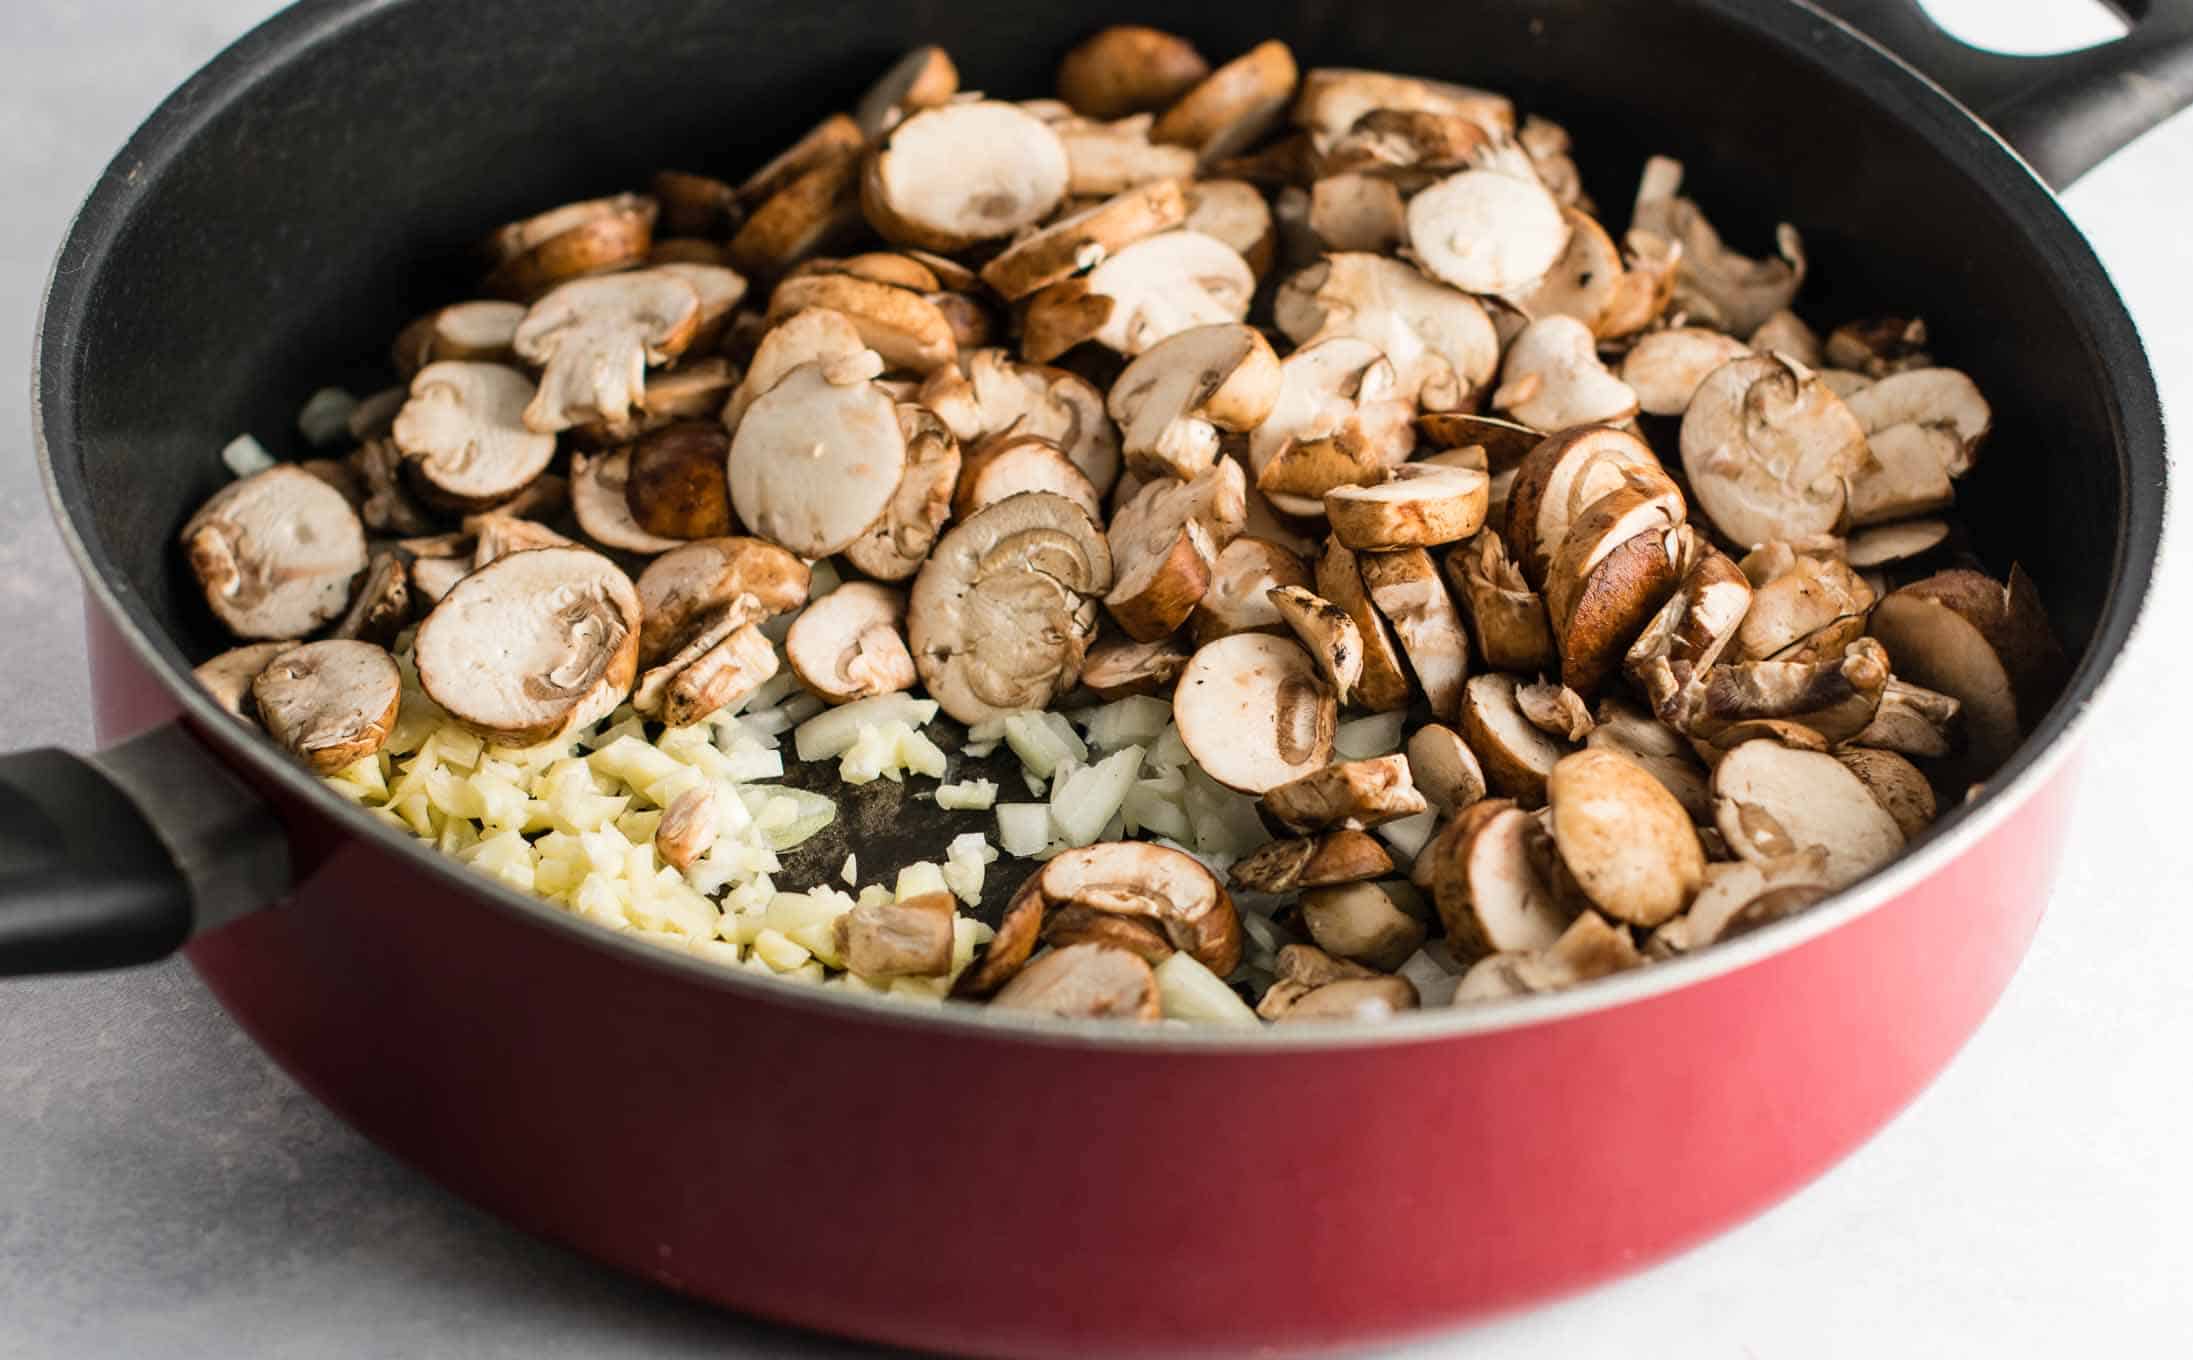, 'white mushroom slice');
1733,554,1876,663
251,640,403,775
1360,548,1470,721
956,433,1103,524
1174,632,1337,794
657,623,779,728
909,491,1112,724
1459,673,1569,806
569,451,684,556
1865,567,2065,774
722,307,871,431
1846,422,1959,527
765,273,957,373
991,943,1161,1021
635,536,809,666
1848,677,1962,760
1618,327,1756,417
180,466,368,640
1425,801,1571,956
979,179,1188,300
1836,748,1937,841
388,362,558,510
423,299,526,367
653,261,748,346
409,555,470,606
1843,365,1990,472
1492,315,1639,432
1262,754,1427,834
1325,463,1490,552
1712,741,1904,890
1192,536,1311,644
1445,532,1556,675
1405,169,1569,295
1149,40,1298,163
1057,26,1211,119
1818,368,1877,400
1585,699,1711,824
727,359,907,558
1846,518,1951,569
628,611,741,717
1034,229,1256,359
853,45,959,140
1248,337,1417,512
1292,68,1514,146
1545,749,1705,927
640,358,738,422
1314,538,1412,712
1108,323,1280,480
414,546,642,744
1182,178,1275,277
921,348,1120,495
785,582,916,703
1266,585,1364,705
1058,122,1201,198
193,642,293,722
1298,882,1427,973
1080,633,1193,699
1501,424,1661,589
1274,254,1499,412
1748,309,1823,367
513,271,703,435
1306,173,1405,253
844,404,963,582
1680,353,1867,549
863,102,1070,251
1498,208,1617,341
1406,723,1487,815
1631,156,1805,336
